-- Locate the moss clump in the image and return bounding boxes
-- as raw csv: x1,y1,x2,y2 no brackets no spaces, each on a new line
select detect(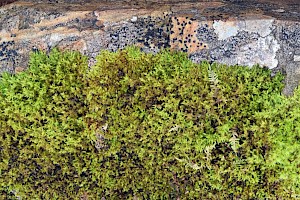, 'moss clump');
0,47,299,199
